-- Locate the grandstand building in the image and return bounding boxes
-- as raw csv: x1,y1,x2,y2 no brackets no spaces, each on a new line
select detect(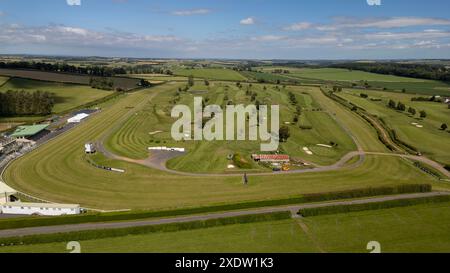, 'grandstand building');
10,124,50,143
